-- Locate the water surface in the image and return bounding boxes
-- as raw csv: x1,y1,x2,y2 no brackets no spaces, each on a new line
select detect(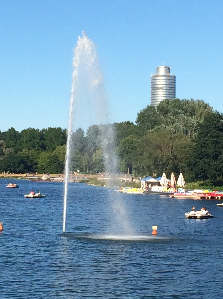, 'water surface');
0,179,223,298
